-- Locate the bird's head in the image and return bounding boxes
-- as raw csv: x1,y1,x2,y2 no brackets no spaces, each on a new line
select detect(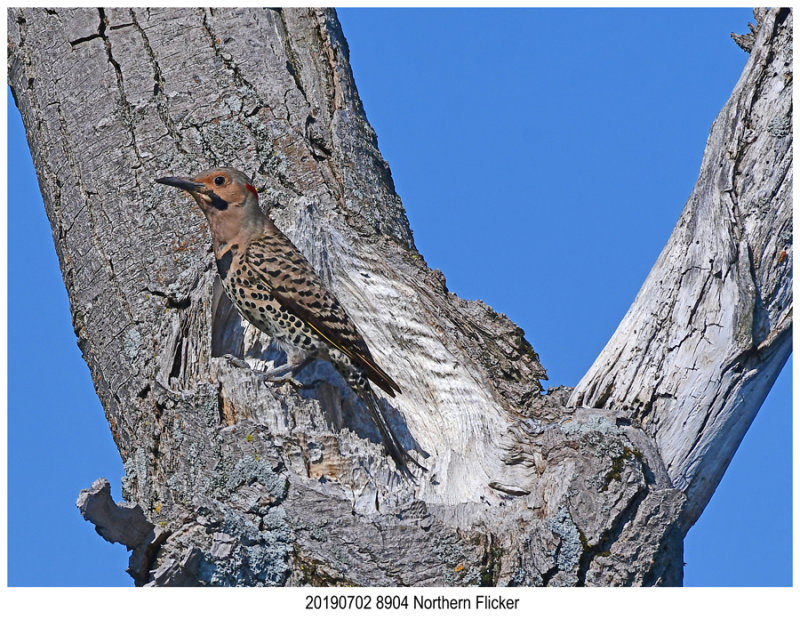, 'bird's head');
156,167,265,251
